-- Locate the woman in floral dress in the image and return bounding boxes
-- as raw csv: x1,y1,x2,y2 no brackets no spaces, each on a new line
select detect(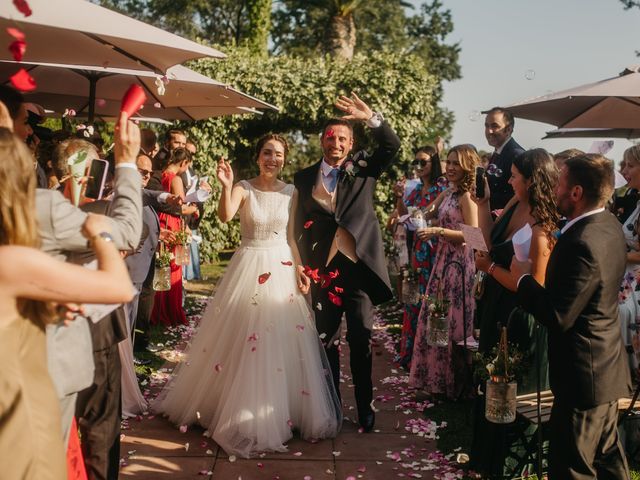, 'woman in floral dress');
394,145,446,368
409,144,479,399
